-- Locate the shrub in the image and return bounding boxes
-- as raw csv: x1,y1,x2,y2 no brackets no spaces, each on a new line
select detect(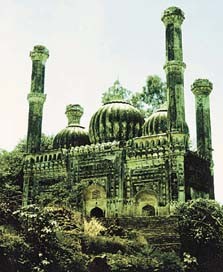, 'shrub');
152,251,184,272
12,205,89,272
83,217,106,237
105,224,127,237
81,236,127,255
177,199,223,271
